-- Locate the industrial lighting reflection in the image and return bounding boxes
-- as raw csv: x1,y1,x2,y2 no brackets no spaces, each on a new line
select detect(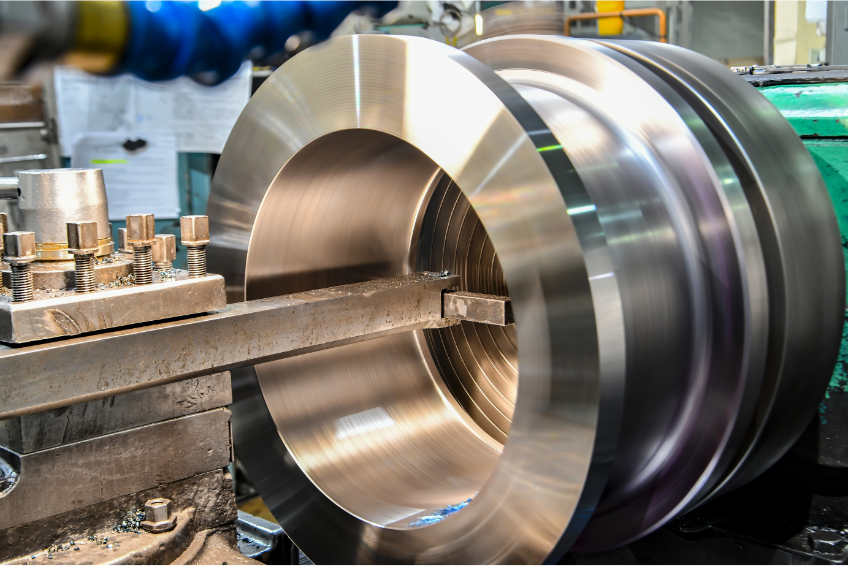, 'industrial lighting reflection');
475,14,484,36
567,204,597,215
537,144,563,152
198,0,221,11
335,406,396,439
